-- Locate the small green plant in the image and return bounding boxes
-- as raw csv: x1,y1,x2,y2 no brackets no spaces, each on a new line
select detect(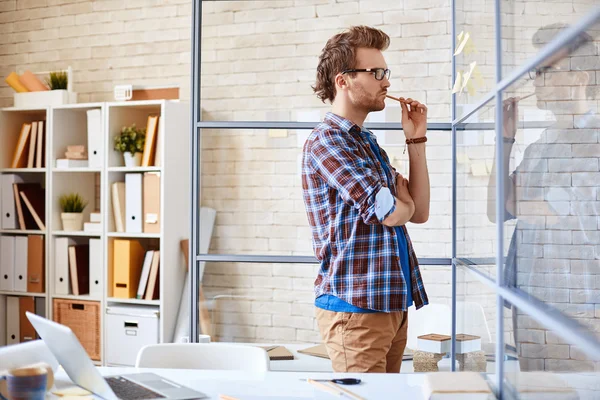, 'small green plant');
46,71,68,90
114,123,146,153
59,193,88,213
